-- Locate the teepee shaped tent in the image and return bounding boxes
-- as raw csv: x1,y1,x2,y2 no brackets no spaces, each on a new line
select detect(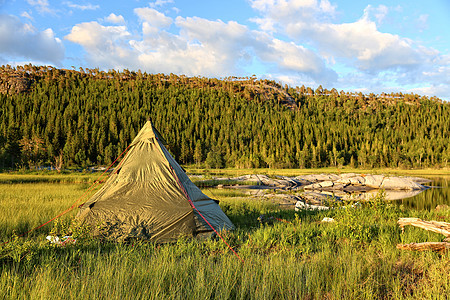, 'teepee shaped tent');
77,121,235,242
